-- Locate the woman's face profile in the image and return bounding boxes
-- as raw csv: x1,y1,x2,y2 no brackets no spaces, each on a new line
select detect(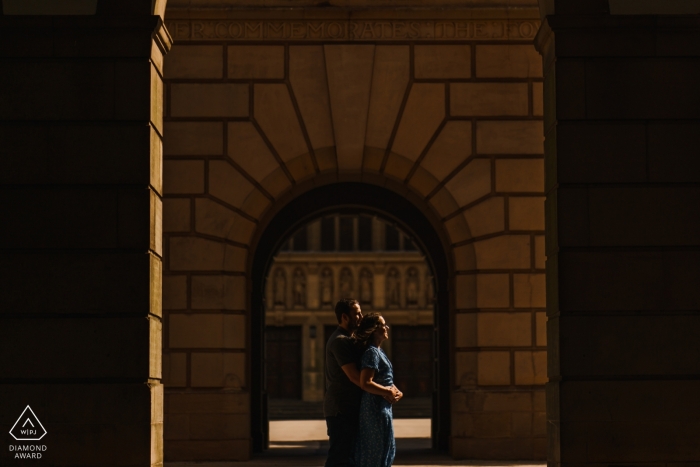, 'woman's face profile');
373,316,389,343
